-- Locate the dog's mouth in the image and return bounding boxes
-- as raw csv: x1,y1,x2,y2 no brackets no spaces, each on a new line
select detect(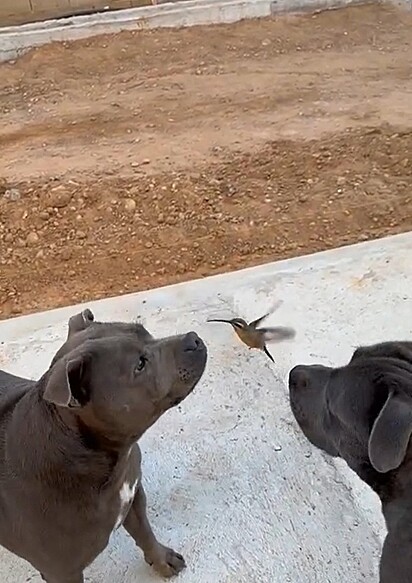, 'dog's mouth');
161,335,207,409
171,396,184,407
290,401,340,458
168,364,206,408
177,342,207,388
